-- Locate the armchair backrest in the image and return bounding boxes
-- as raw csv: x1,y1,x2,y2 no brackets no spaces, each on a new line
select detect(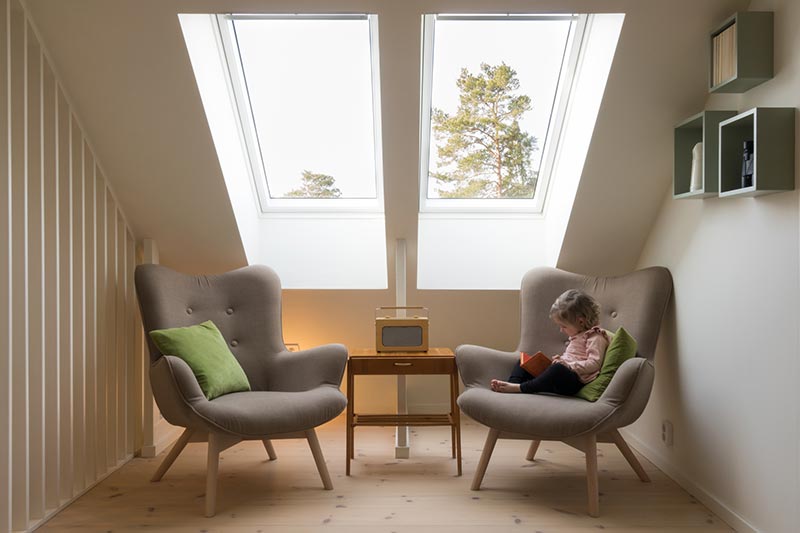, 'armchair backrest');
518,267,672,361
135,264,286,391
